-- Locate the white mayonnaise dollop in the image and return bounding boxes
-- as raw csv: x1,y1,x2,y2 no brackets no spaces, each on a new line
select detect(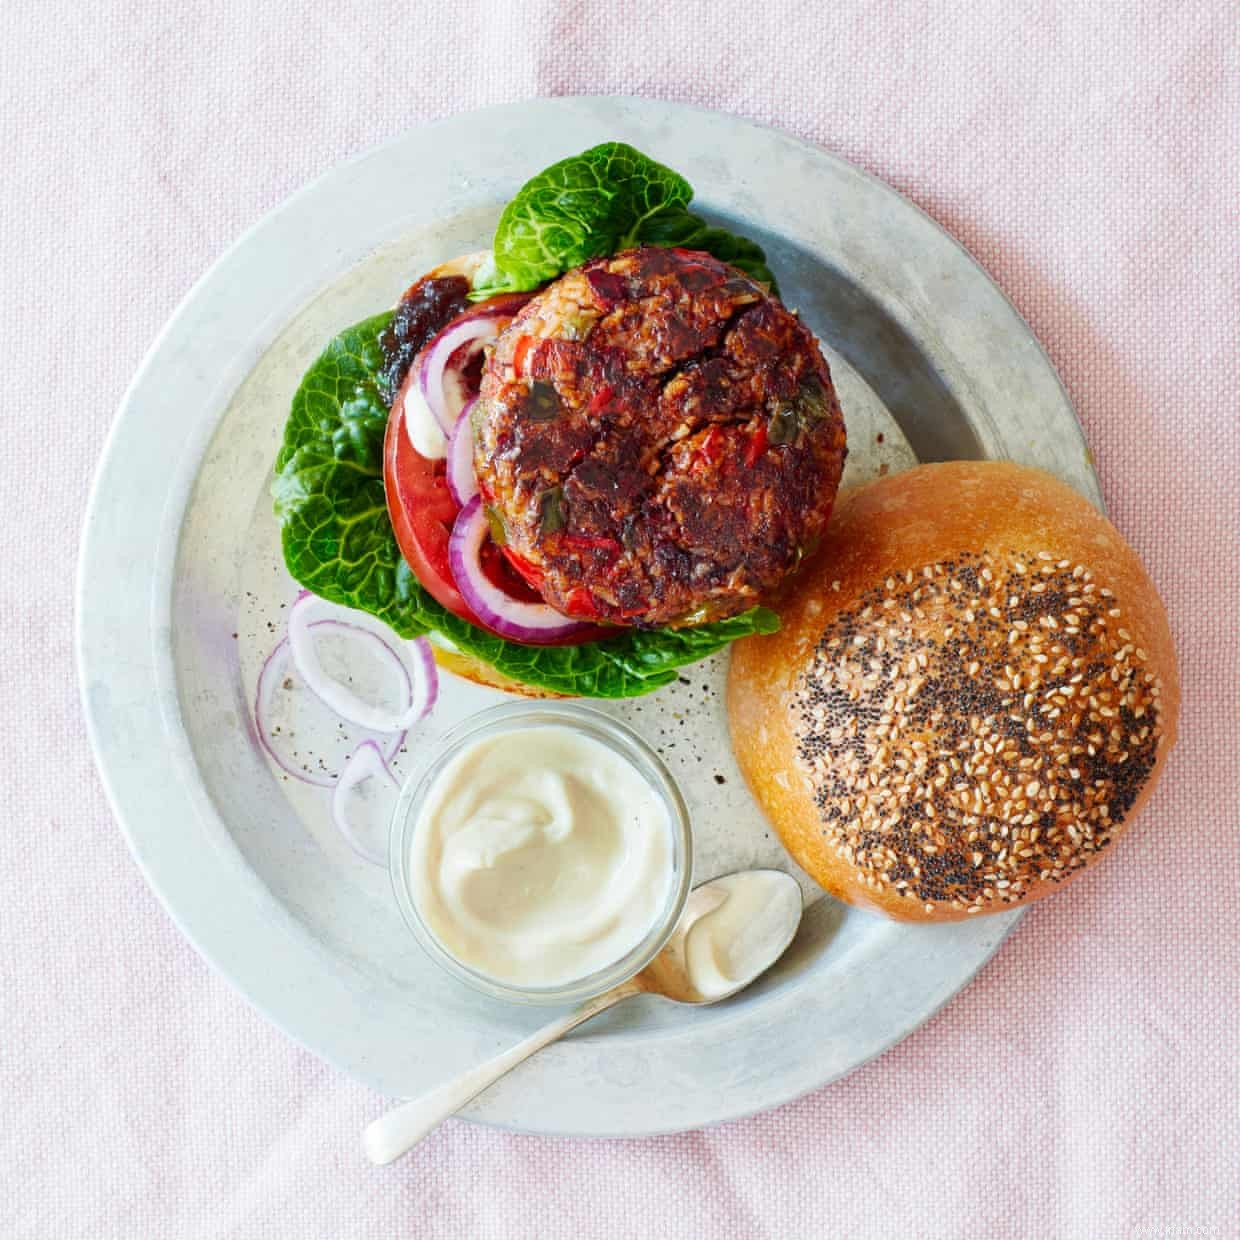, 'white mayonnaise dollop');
403,382,448,460
409,726,672,987
682,870,803,1000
